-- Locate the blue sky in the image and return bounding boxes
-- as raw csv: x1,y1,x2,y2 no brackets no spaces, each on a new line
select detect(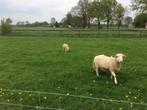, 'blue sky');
0,0,132,24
